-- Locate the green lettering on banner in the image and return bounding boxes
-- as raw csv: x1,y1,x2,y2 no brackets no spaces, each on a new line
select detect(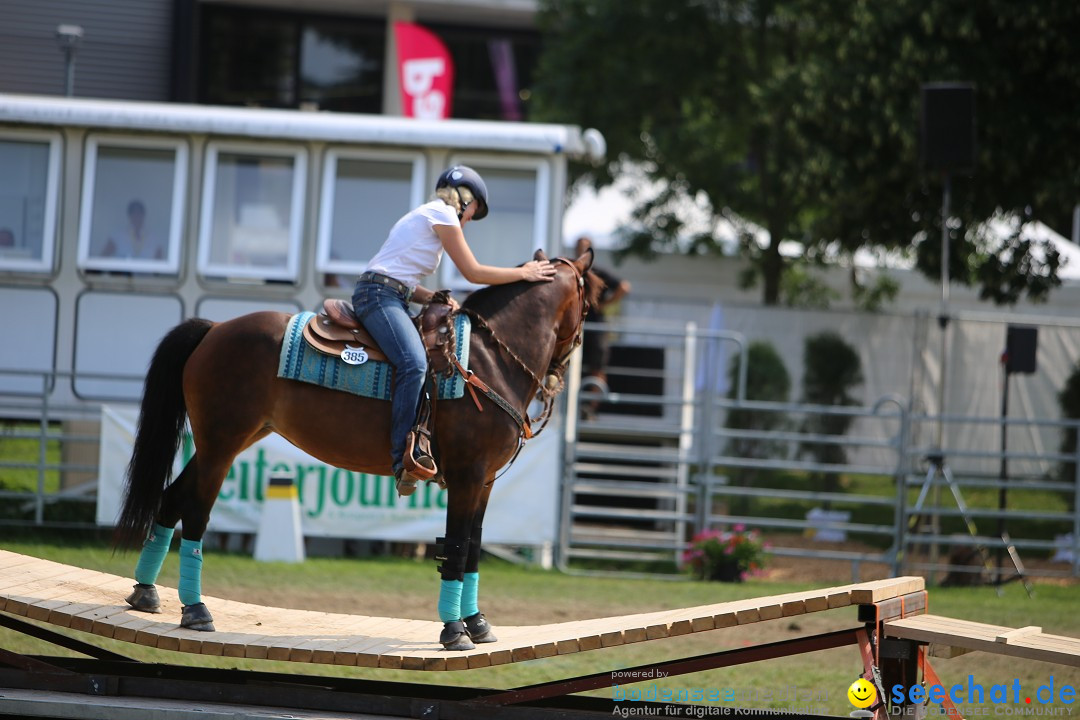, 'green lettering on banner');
403,481,448,509
331,468,354,506
205,438,451,517
358,473,383,507
305,466,327,519
254,449,269,498
222,463,238,500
